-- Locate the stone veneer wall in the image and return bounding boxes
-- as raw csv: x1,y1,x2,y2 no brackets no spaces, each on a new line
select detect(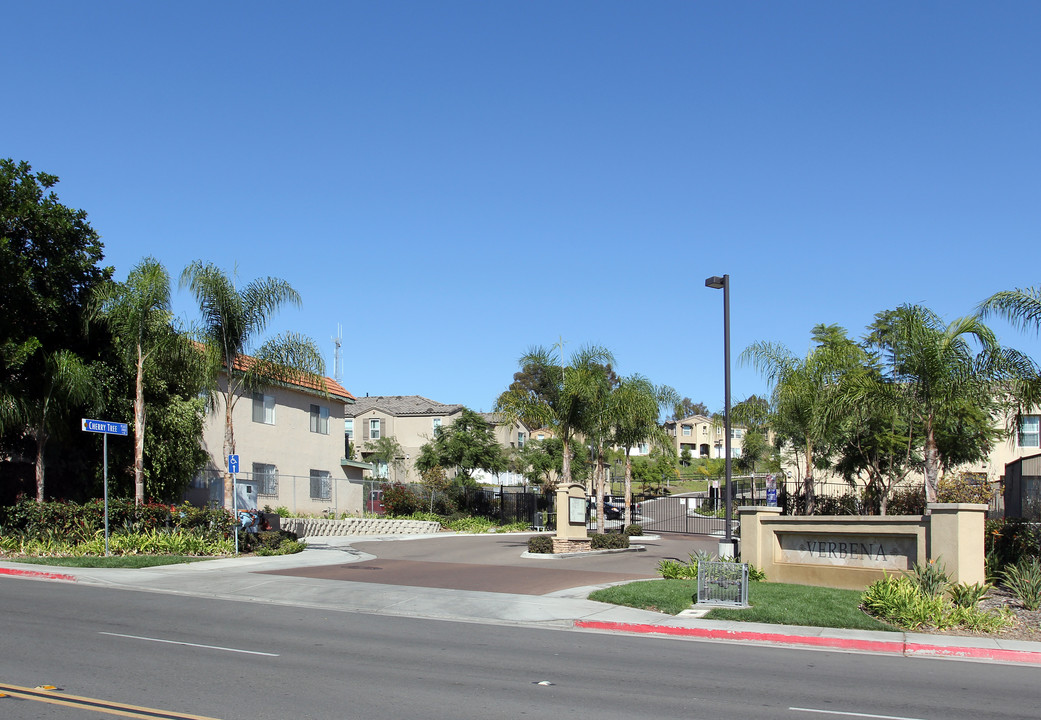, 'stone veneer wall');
280,517,442,537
